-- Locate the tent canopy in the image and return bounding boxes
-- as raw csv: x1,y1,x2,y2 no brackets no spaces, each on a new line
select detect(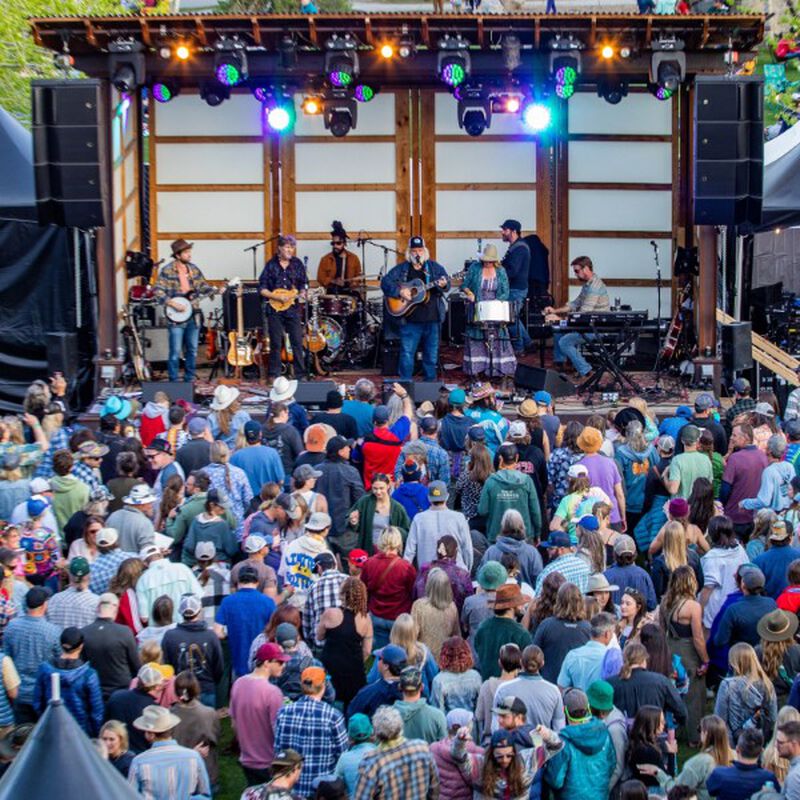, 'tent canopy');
0,108,36,222
761,121,800,232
